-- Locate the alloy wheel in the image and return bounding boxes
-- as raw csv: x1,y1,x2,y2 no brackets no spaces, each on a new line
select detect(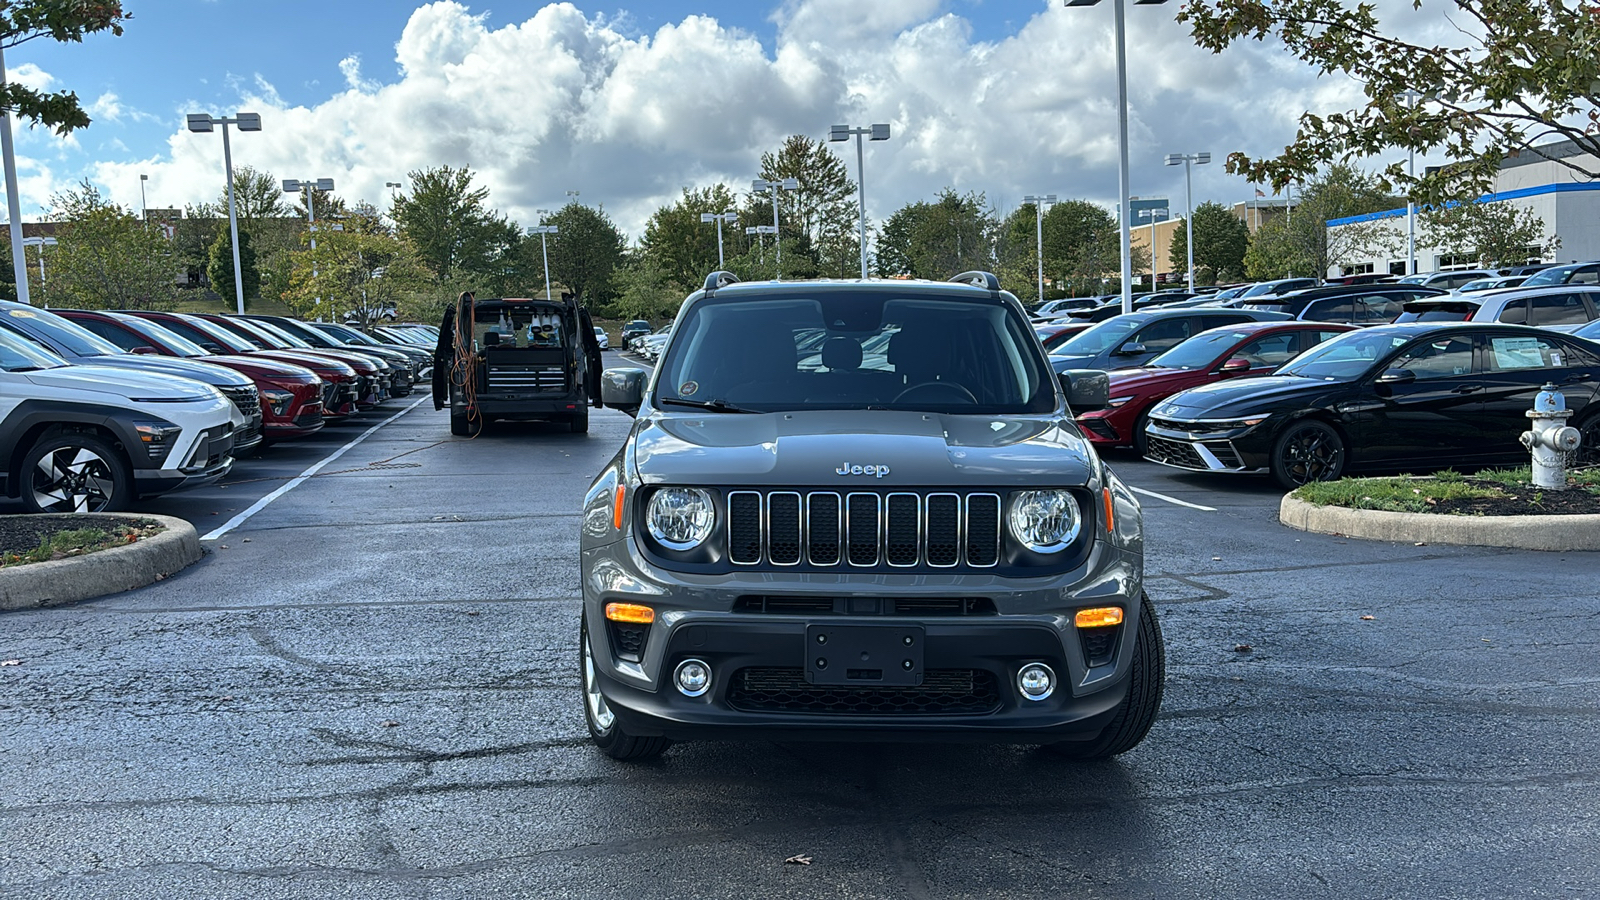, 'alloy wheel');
32,446,117,513
1278,425,1343,486
582,630,615,732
